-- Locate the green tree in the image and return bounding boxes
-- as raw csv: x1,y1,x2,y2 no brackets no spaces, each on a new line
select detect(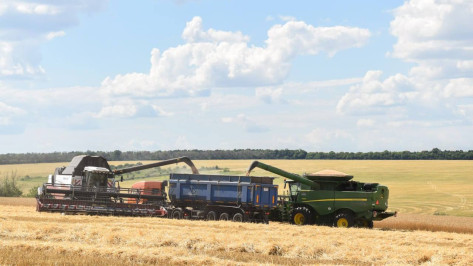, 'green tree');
0,174,23,197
